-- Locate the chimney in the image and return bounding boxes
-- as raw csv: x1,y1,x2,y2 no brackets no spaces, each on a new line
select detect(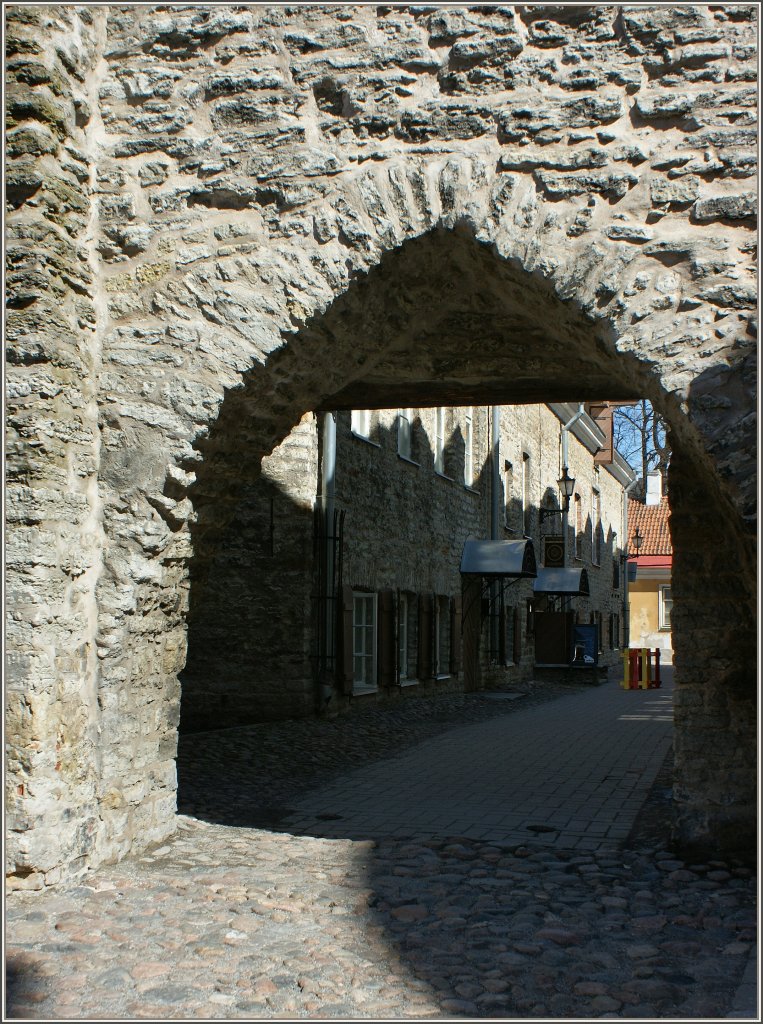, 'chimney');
645,471,662,505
